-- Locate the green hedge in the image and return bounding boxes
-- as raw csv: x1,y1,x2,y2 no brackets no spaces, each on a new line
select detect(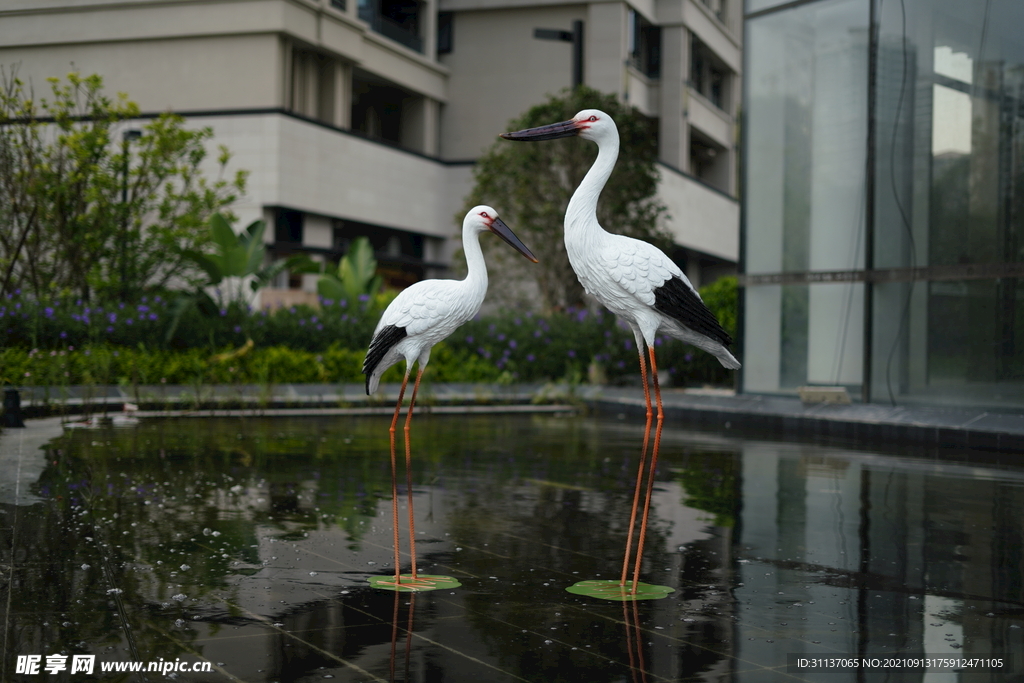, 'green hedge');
1,278,739,388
